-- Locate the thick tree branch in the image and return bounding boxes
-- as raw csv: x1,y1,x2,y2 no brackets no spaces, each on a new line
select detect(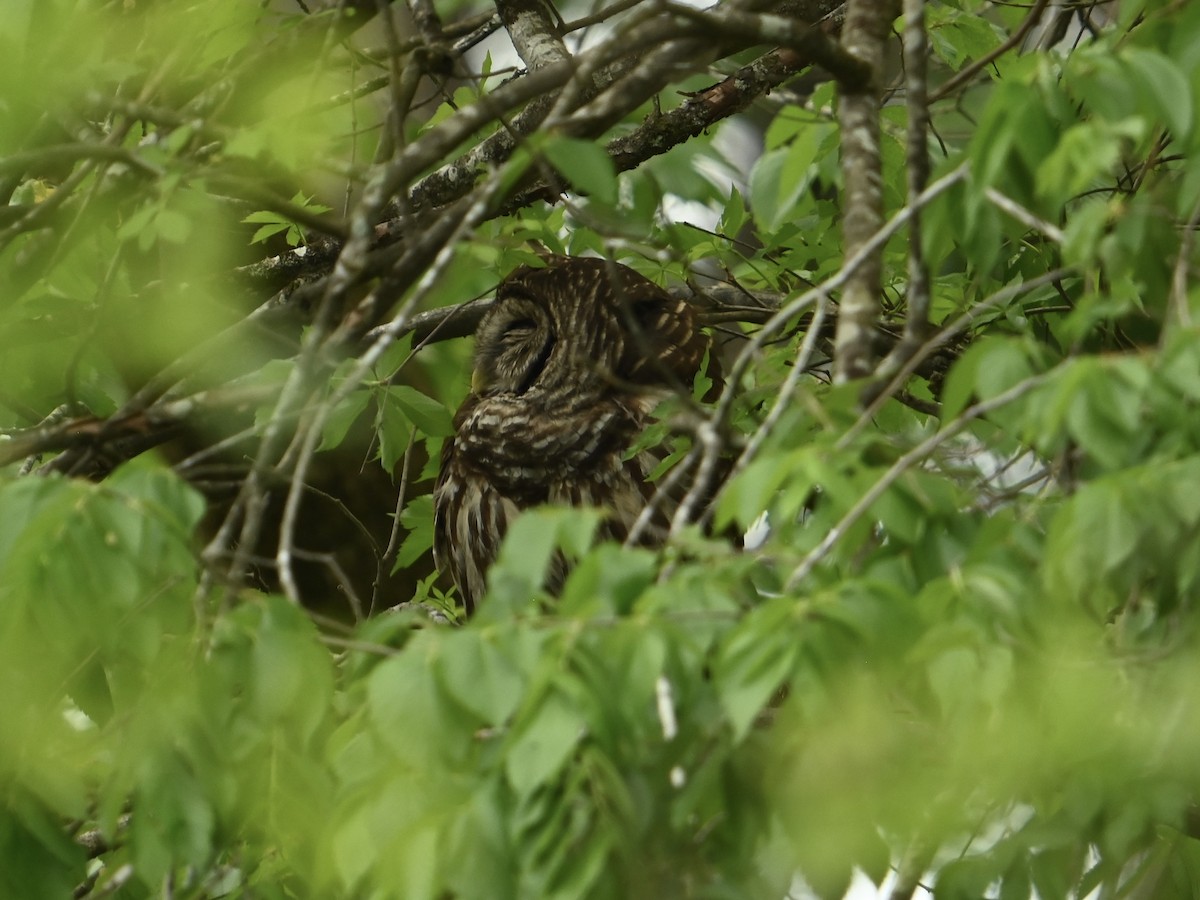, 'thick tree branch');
9,1,861,485
662,1,868,88
901,0,931,341
832,0,890,383
243,21,842,291
868,0,931,398
0,386,276,476
497,0,570,71
605,44,818,174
